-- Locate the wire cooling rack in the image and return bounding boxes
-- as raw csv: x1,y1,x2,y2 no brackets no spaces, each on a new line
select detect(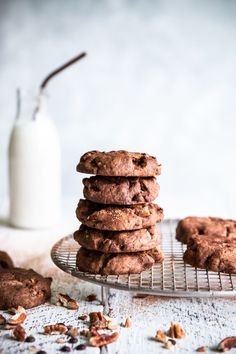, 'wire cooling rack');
51,219,236,297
